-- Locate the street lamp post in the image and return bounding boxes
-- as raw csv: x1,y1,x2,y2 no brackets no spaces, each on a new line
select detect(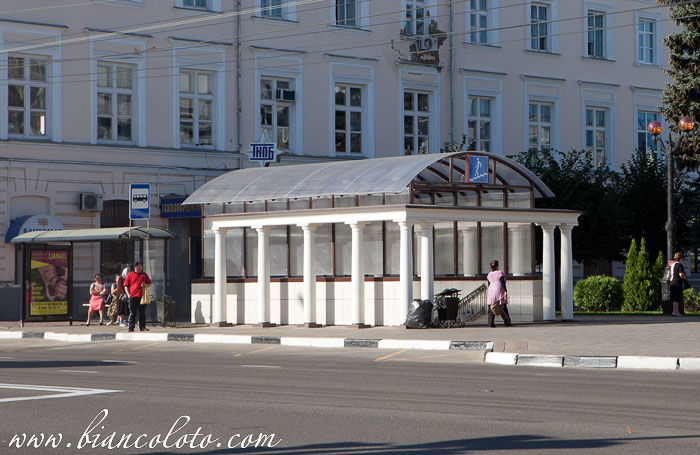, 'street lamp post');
648,117,694,261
